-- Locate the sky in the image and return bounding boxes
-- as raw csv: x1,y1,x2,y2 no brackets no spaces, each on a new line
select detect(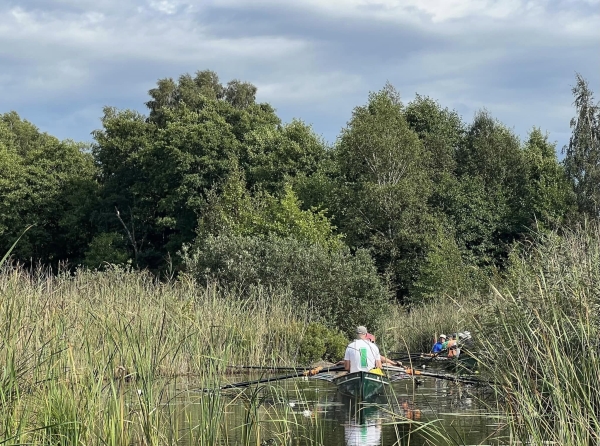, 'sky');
1,0,599,152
